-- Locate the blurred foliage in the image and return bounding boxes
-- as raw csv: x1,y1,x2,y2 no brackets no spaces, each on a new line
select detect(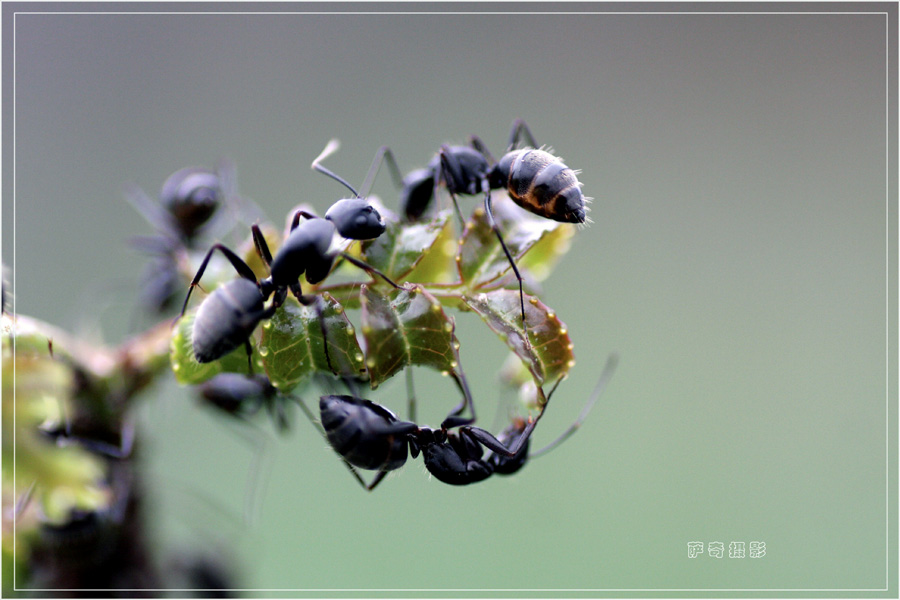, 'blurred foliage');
2,312,172,593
